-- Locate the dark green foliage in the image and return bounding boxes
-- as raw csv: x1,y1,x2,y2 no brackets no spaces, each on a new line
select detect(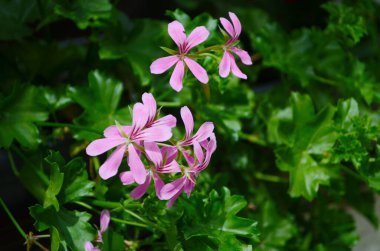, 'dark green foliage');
1,0,380,250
